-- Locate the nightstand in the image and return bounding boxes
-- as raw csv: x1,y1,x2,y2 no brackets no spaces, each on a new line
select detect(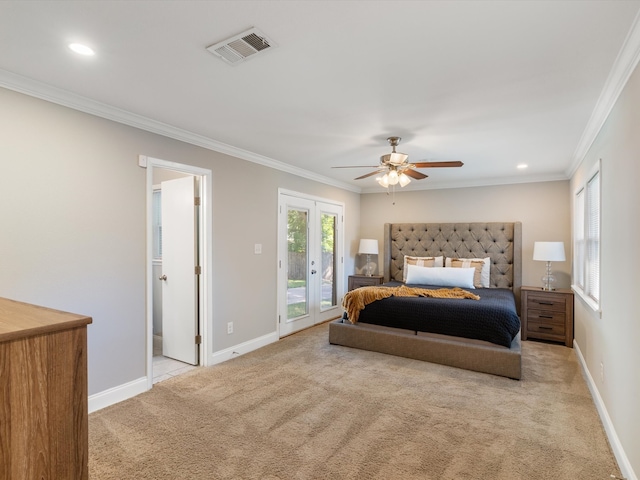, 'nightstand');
521,286,574,347
348,275,384,291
